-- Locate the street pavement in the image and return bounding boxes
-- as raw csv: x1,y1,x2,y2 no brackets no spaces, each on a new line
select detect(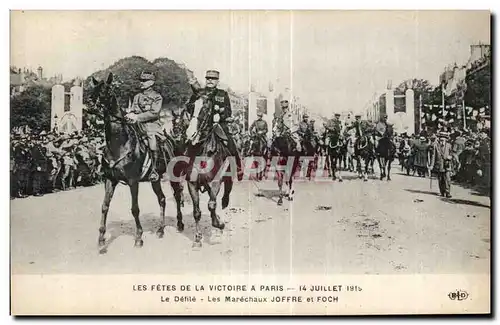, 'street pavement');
11,166,490,275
